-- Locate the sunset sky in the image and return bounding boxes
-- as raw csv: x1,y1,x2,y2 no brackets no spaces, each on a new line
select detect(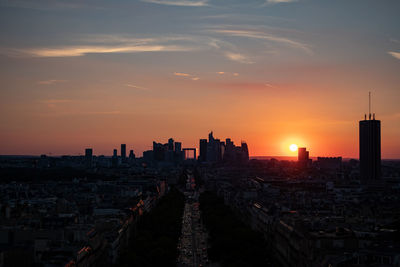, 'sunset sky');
0,0,399,158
